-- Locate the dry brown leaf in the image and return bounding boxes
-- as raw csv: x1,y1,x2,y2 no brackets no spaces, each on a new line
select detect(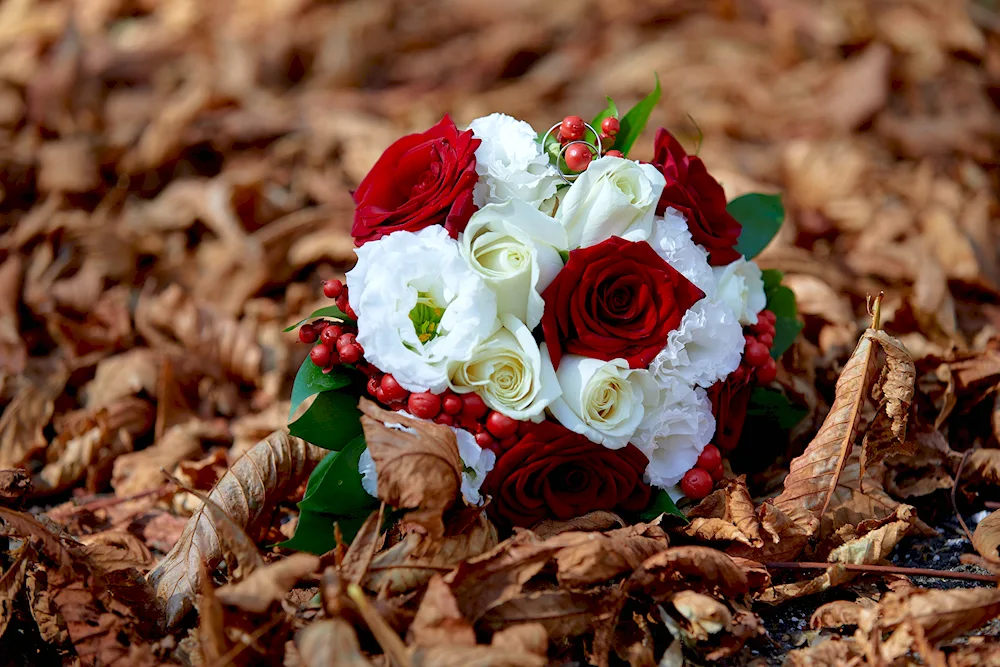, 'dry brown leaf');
783,637,863,667
490,623,548,655
546,520,668,588
669,590,732,642
810,600,866,629
627,546,749,601
966,449,1000,487
410,645,547,667
214,553,319,614
340,504,387,586
0,362,69,469
79,532,155,573
0,254,26,375
860,330,916,483
973,510,1000,566
197,564,228,666
0,507,75,576
531,511,625,538
876,587,1000,644
359,398,462,541
296,619,375,667
0,468,30,503
147,430,325,628
822,42,892,132
0,545,31,637
479,588,613,641
684,477,764,548
408,574,476,648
